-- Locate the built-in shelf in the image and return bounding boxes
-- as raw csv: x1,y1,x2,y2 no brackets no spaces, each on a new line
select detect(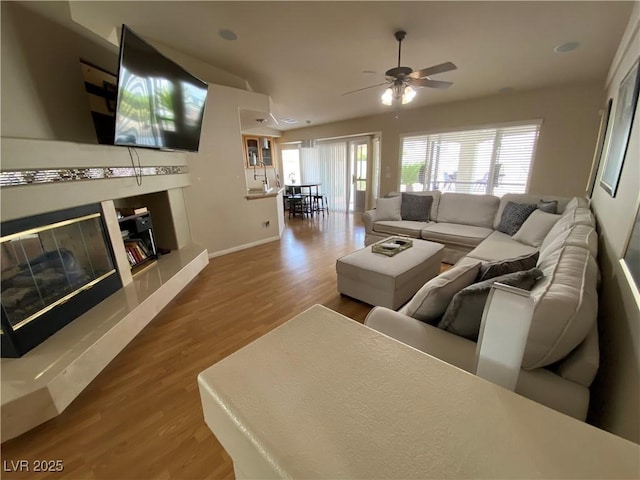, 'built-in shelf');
118,211,158,272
